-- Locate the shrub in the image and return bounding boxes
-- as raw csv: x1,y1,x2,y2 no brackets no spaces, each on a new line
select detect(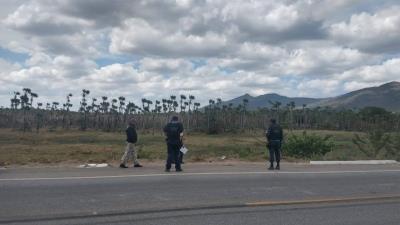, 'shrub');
352,130,390,159
283,131,334,159
386,133,400,161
